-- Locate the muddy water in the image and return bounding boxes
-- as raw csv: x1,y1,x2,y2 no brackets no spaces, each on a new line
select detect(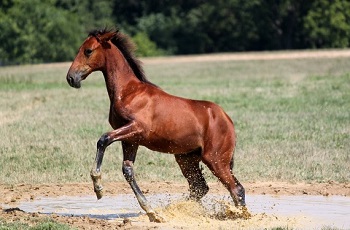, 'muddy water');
5,194,350,229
